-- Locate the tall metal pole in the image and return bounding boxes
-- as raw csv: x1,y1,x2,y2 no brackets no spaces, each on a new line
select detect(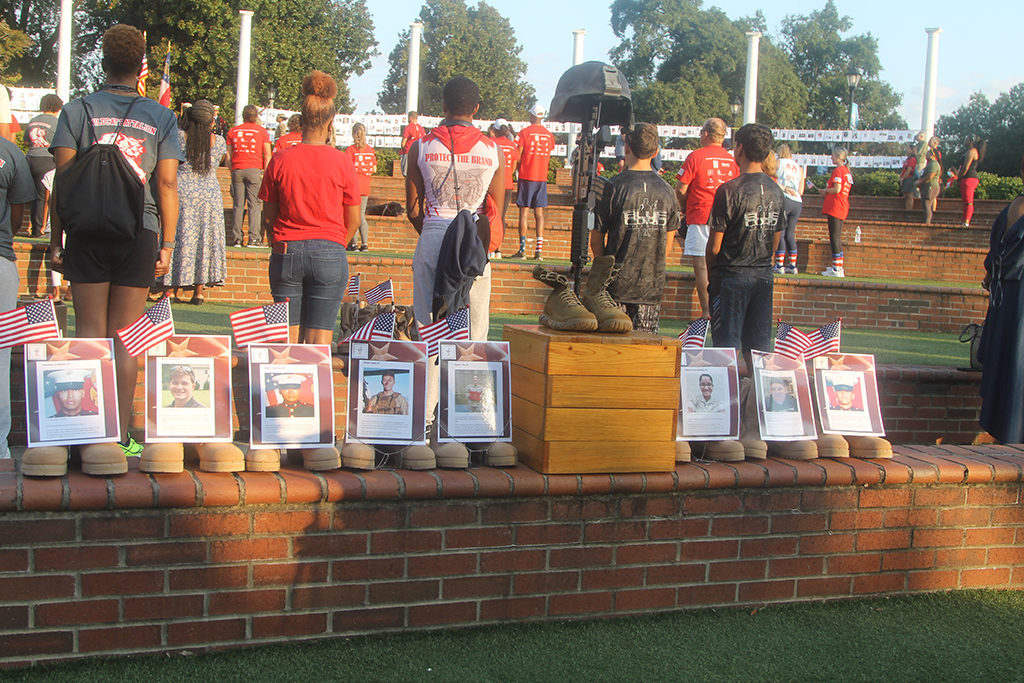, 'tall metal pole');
921,28,942,140
405,22,423,115
235,10,254,125
56,0,73,102
742,31,761,125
